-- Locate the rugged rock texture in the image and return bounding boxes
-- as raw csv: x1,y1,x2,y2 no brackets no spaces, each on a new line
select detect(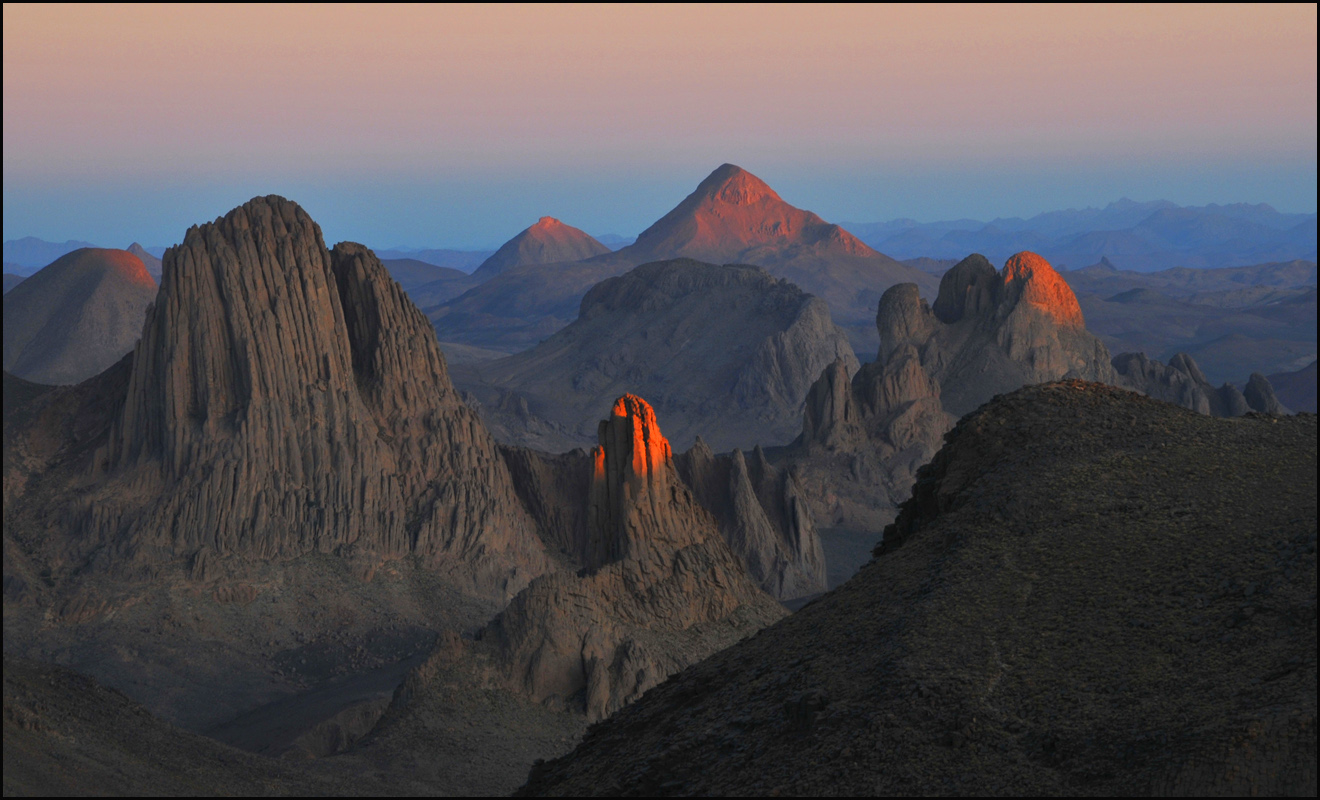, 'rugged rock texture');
5,196,549,598
2,247,157,385
430,164,935,354
675,439,826,600
472,217,610,281
481,395,785,720
1112,351,1285,417
519,382,1318,797
783,251,1109,529
459,259,858,452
